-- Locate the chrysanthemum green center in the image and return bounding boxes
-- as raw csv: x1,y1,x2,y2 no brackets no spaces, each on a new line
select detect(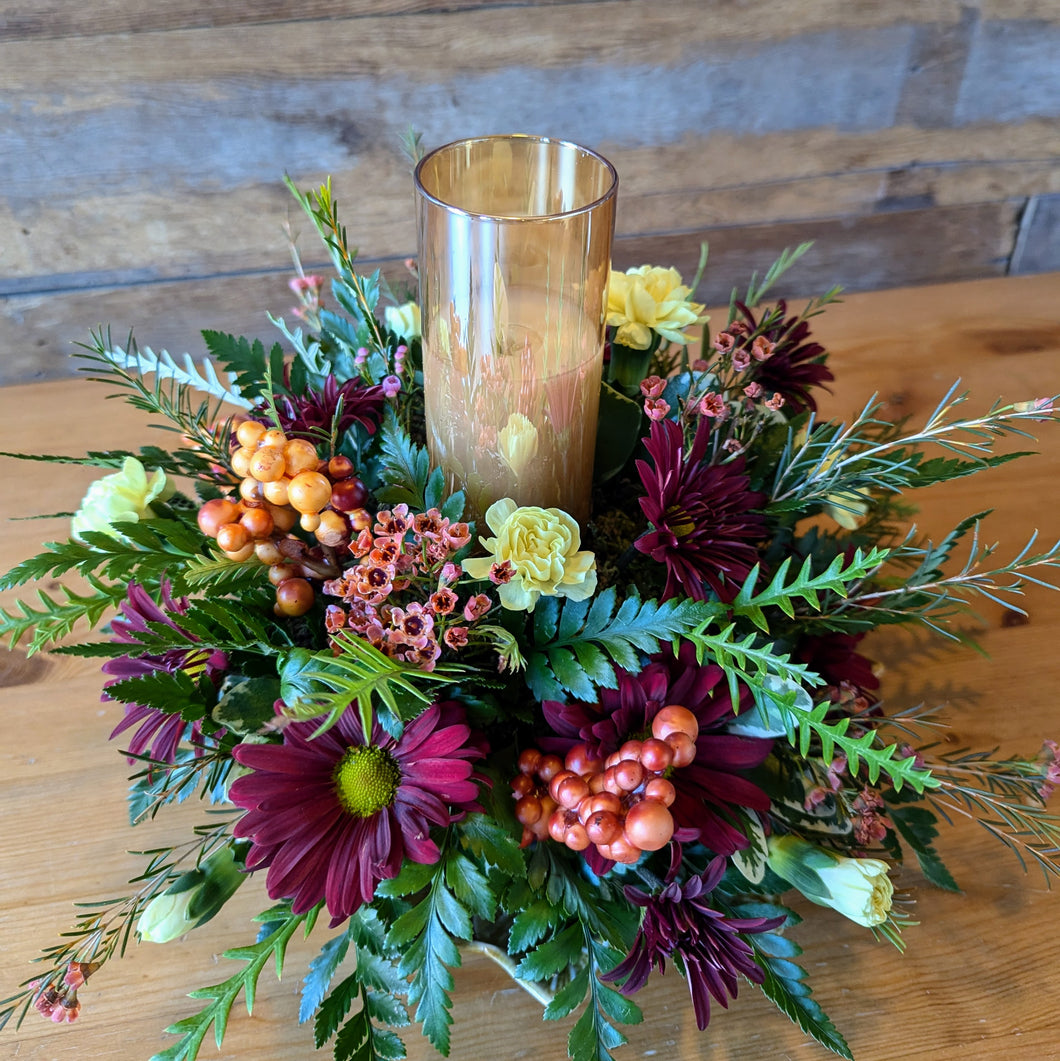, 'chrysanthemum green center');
333,745,401,818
